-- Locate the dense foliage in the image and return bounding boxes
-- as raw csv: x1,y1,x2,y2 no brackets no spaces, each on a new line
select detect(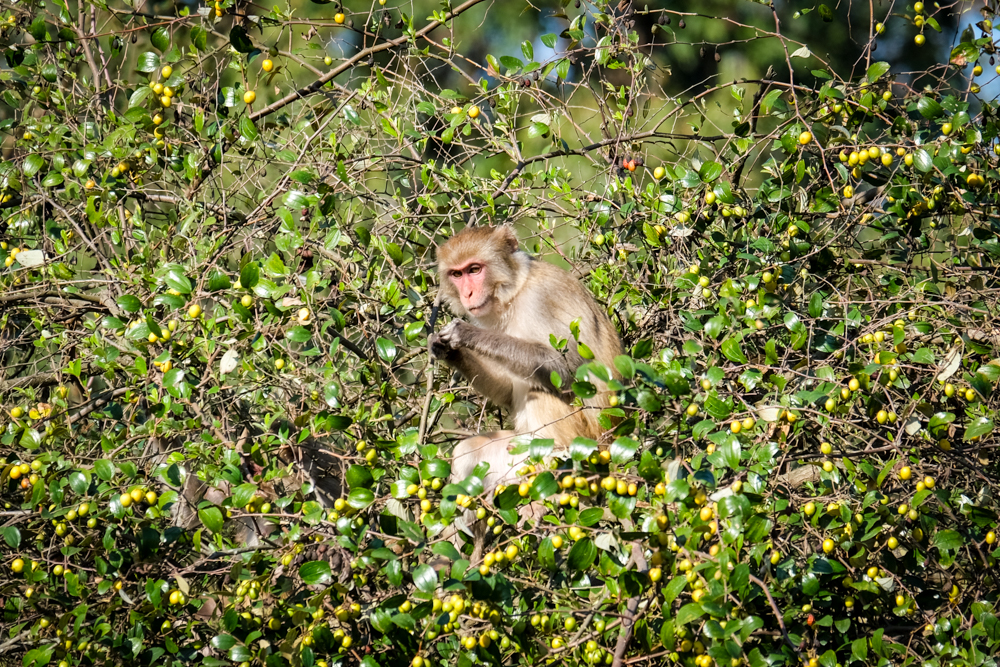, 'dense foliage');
2,0,1000,666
